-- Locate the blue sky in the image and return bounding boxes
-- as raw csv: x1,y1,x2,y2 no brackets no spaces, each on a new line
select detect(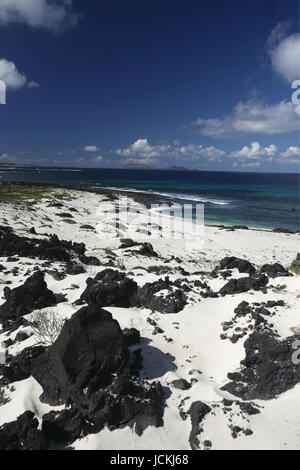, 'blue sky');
0,0,299,172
